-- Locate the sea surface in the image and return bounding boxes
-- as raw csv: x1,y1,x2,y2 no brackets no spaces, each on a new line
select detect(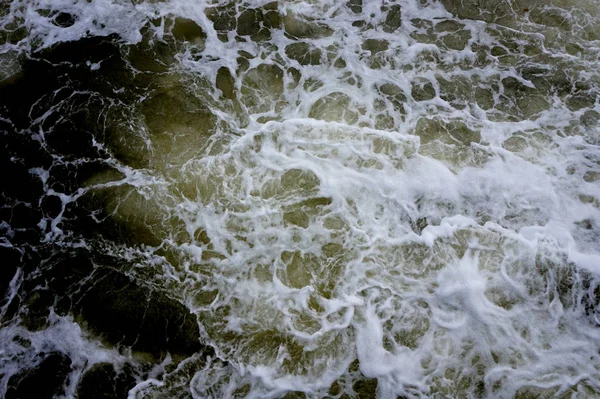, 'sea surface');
1,0,600,398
